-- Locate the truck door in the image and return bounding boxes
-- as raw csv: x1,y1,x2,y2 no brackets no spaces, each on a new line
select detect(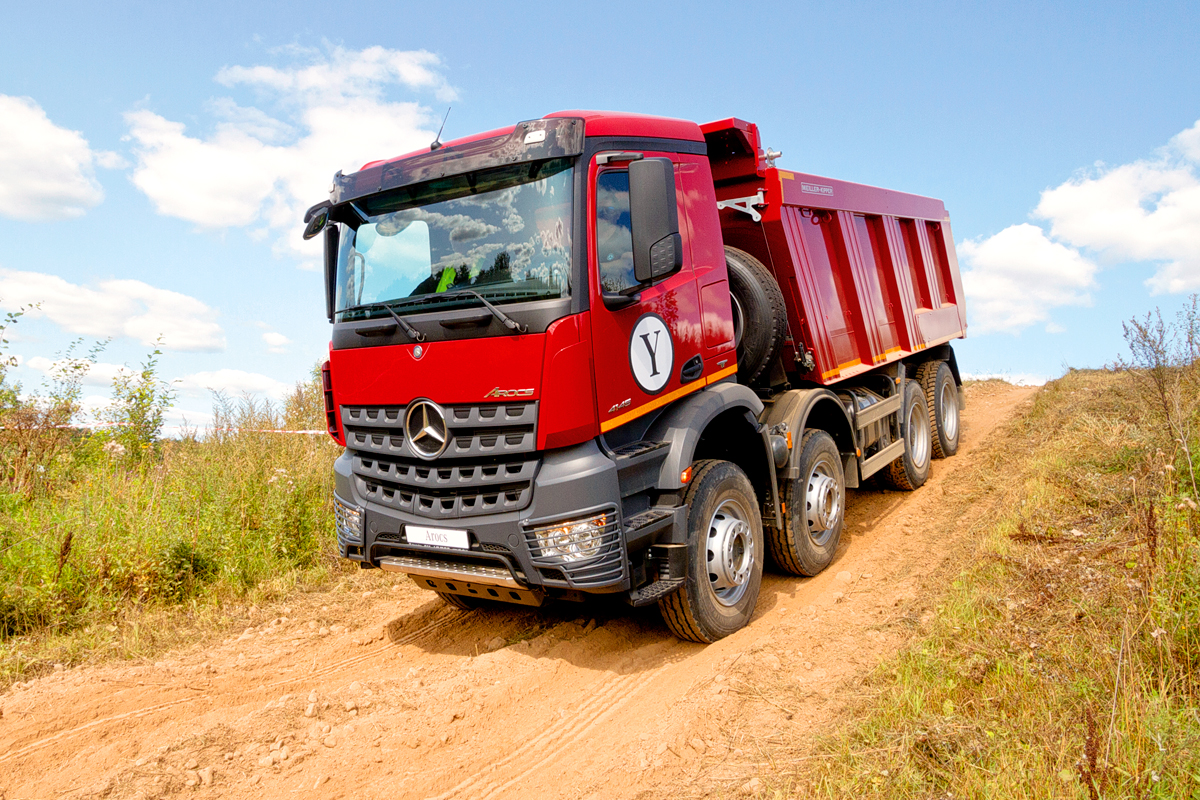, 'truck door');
589,152,705,436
